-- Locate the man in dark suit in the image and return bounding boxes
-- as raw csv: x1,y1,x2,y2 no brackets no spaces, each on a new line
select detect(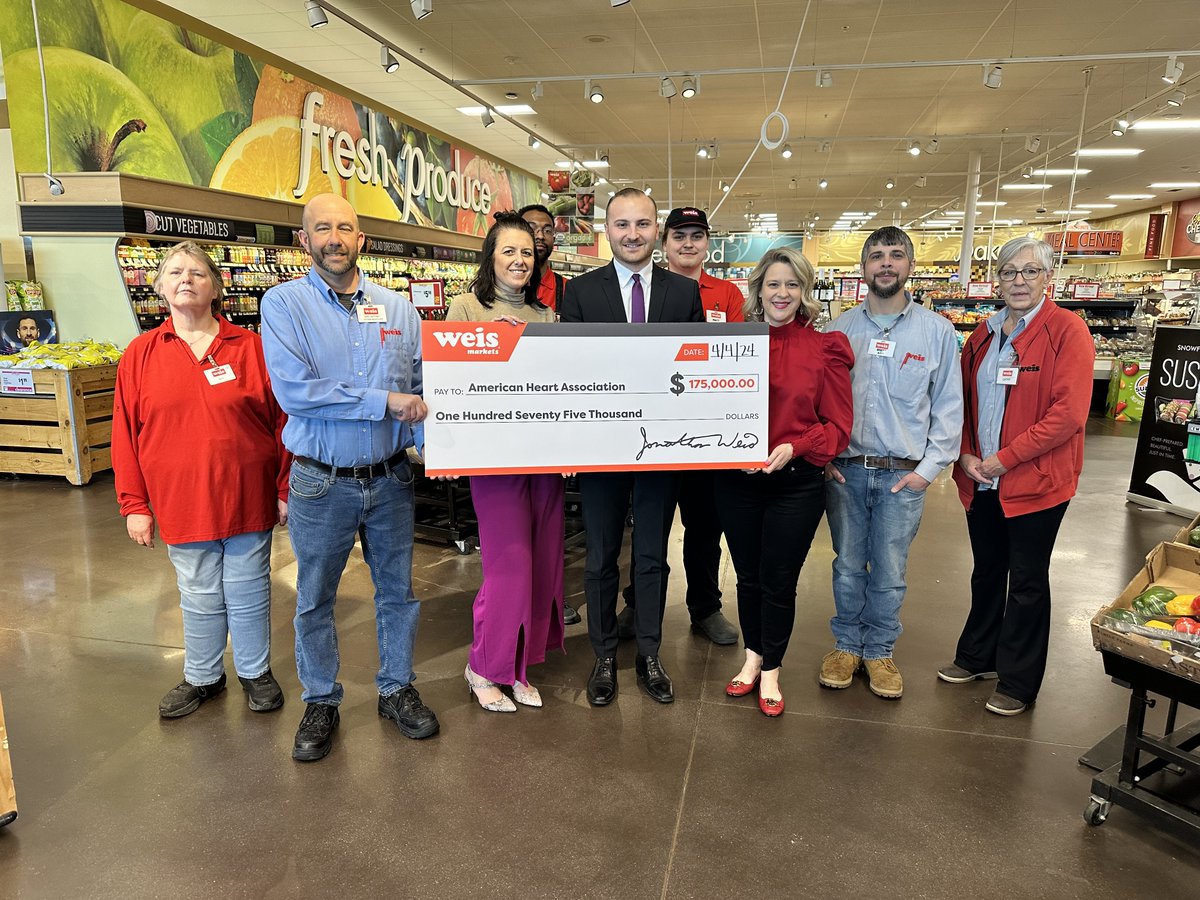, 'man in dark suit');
559,188,703,707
